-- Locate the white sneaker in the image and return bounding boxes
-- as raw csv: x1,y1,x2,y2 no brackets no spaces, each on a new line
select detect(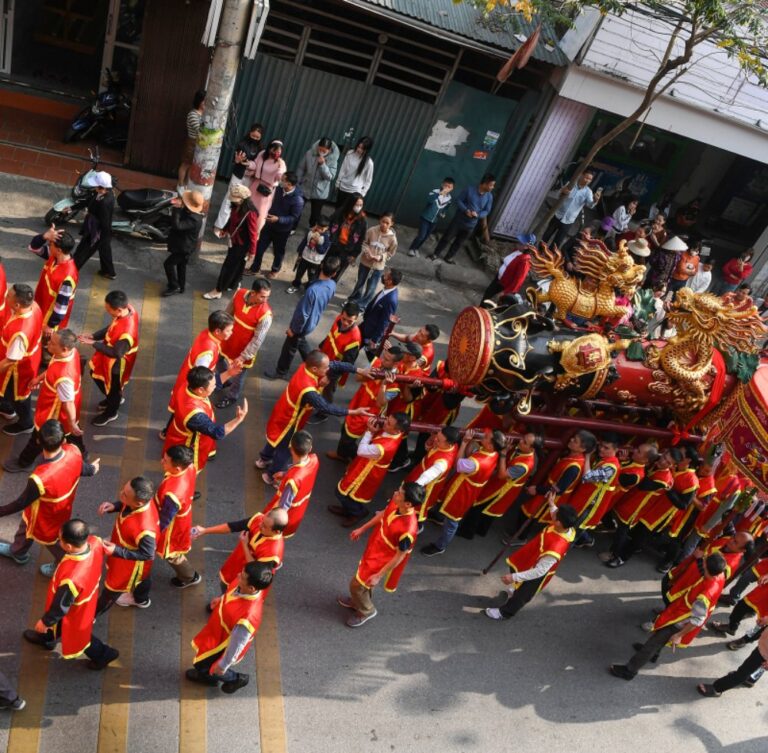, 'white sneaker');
202,290,222,300
484,608,504,620
116,592,151,609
